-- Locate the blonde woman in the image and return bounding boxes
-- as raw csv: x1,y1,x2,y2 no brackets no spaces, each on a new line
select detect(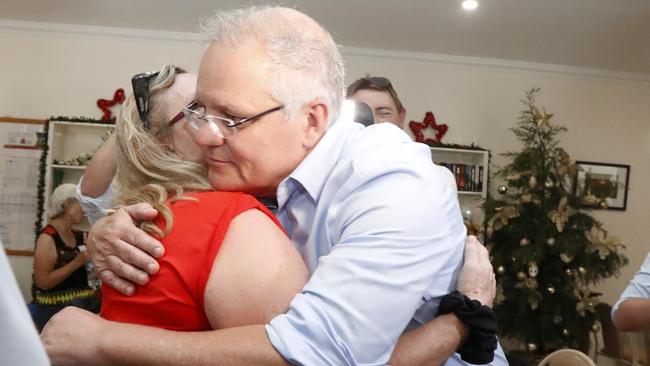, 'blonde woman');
94,65,308,331
32,183,99,332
